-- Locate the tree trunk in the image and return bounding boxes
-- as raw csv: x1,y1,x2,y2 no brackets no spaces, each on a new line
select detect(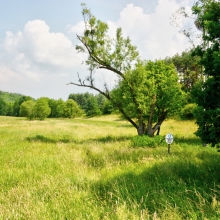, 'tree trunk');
156,126,160,135
146,126,154,137
152,112,167,136
145,103,155,137
137,117,145,135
